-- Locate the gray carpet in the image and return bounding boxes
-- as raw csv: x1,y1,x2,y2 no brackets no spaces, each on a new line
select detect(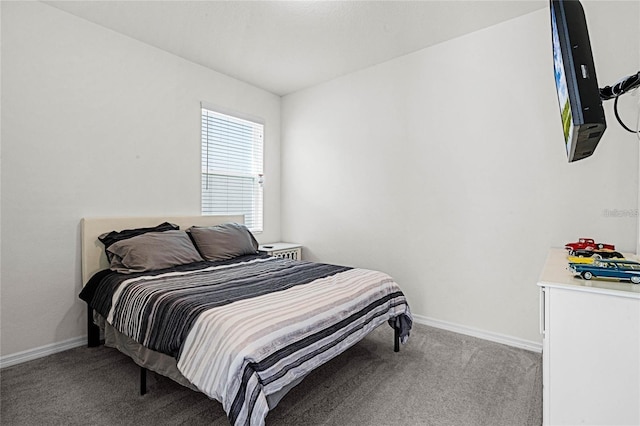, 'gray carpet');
0,323,542,425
